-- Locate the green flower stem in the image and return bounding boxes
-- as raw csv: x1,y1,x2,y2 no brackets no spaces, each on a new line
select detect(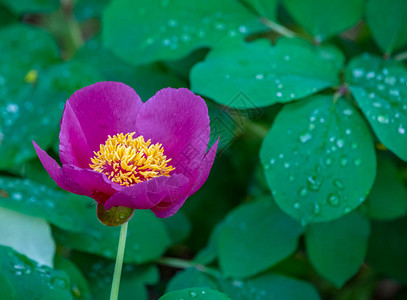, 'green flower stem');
394,51,407,61
157,257,222,279
110,222,128,300
260,17,297,38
